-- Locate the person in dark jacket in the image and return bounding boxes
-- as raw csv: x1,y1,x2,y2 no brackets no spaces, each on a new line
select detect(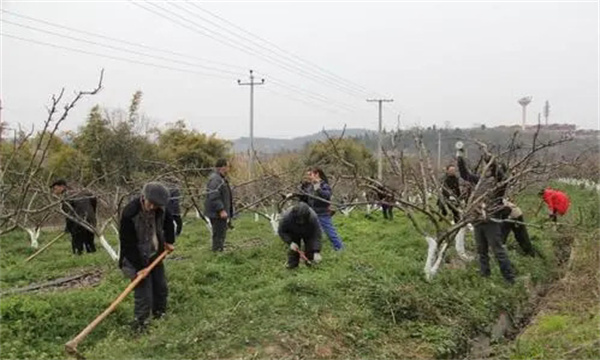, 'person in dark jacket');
51,179,97,255
164,179,183,237
456,149,515,284
437,165,462,224
300,167,344,251
278,202,322,268
119,182,175,331
204,159,233,252
375,185,394,220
